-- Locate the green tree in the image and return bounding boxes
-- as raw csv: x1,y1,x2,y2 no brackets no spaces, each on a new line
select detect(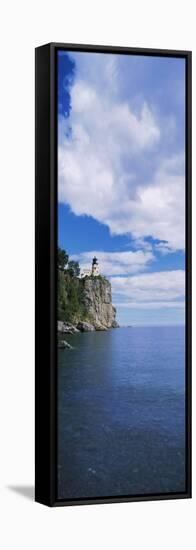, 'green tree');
67,260,80,277
57,270,68,320
57,248,88,323
58,247,69,270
